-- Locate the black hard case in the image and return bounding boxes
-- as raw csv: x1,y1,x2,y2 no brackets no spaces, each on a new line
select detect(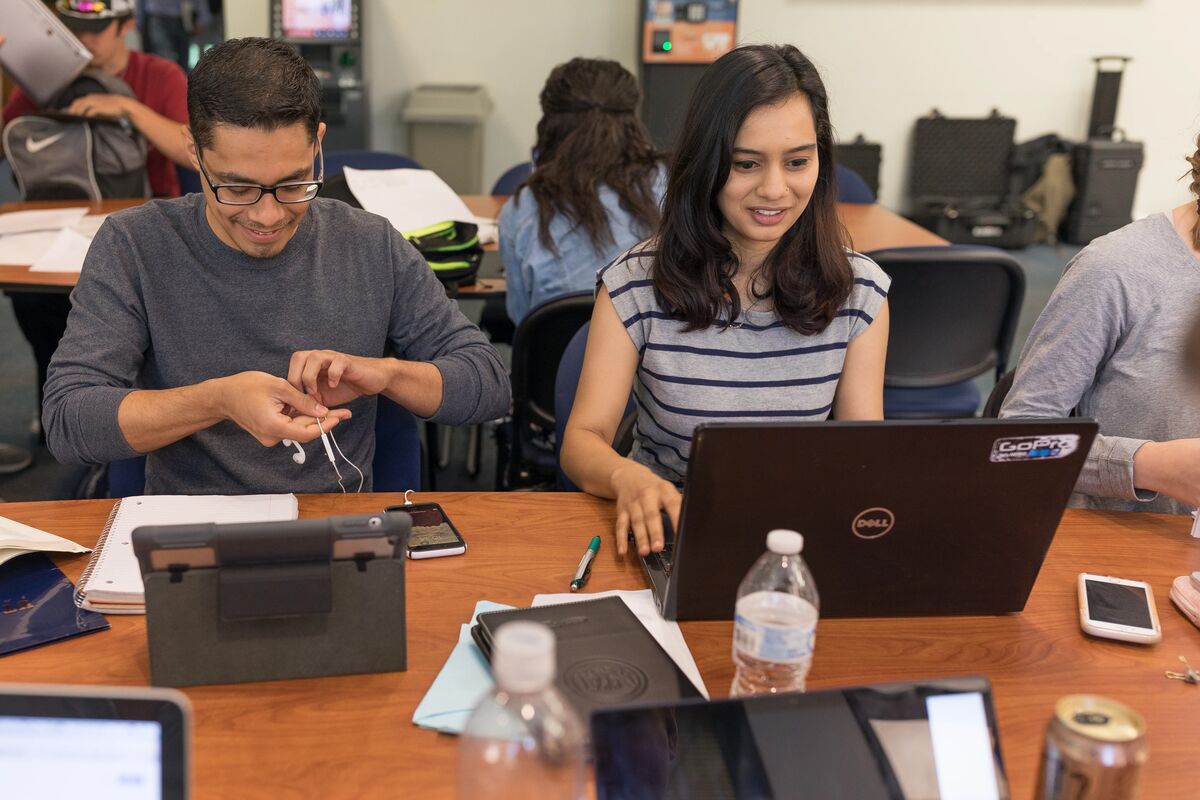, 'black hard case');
909,110,1036,248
